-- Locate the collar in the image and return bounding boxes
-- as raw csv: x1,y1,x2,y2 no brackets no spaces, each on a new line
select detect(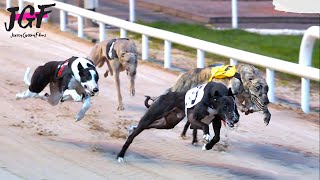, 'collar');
106,38,130,60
